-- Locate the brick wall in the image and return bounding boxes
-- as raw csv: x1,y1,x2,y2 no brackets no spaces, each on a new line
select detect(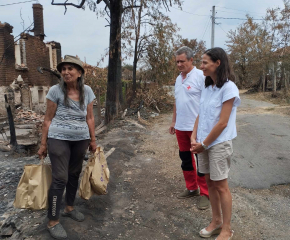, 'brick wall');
53,42,62,68
0,22,17,86
0,4,63,117
18,34,59,87
30,86,50,113
32,4,45,40
46,41,62,70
